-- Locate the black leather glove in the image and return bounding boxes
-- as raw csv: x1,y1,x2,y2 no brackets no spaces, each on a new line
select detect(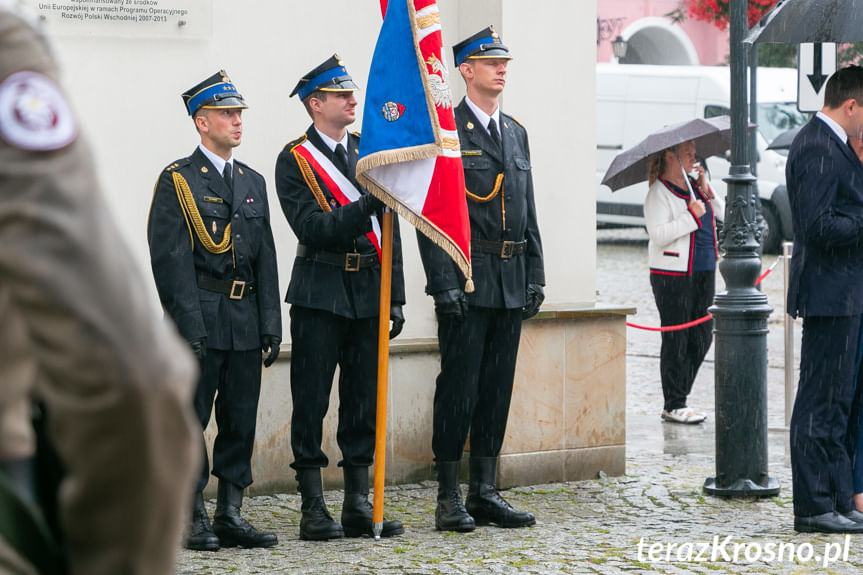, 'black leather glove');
522,283,545,319
360,193,385,215
189,337,207,361
433,288,468,324
261,335,281,368
389,305,405,339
